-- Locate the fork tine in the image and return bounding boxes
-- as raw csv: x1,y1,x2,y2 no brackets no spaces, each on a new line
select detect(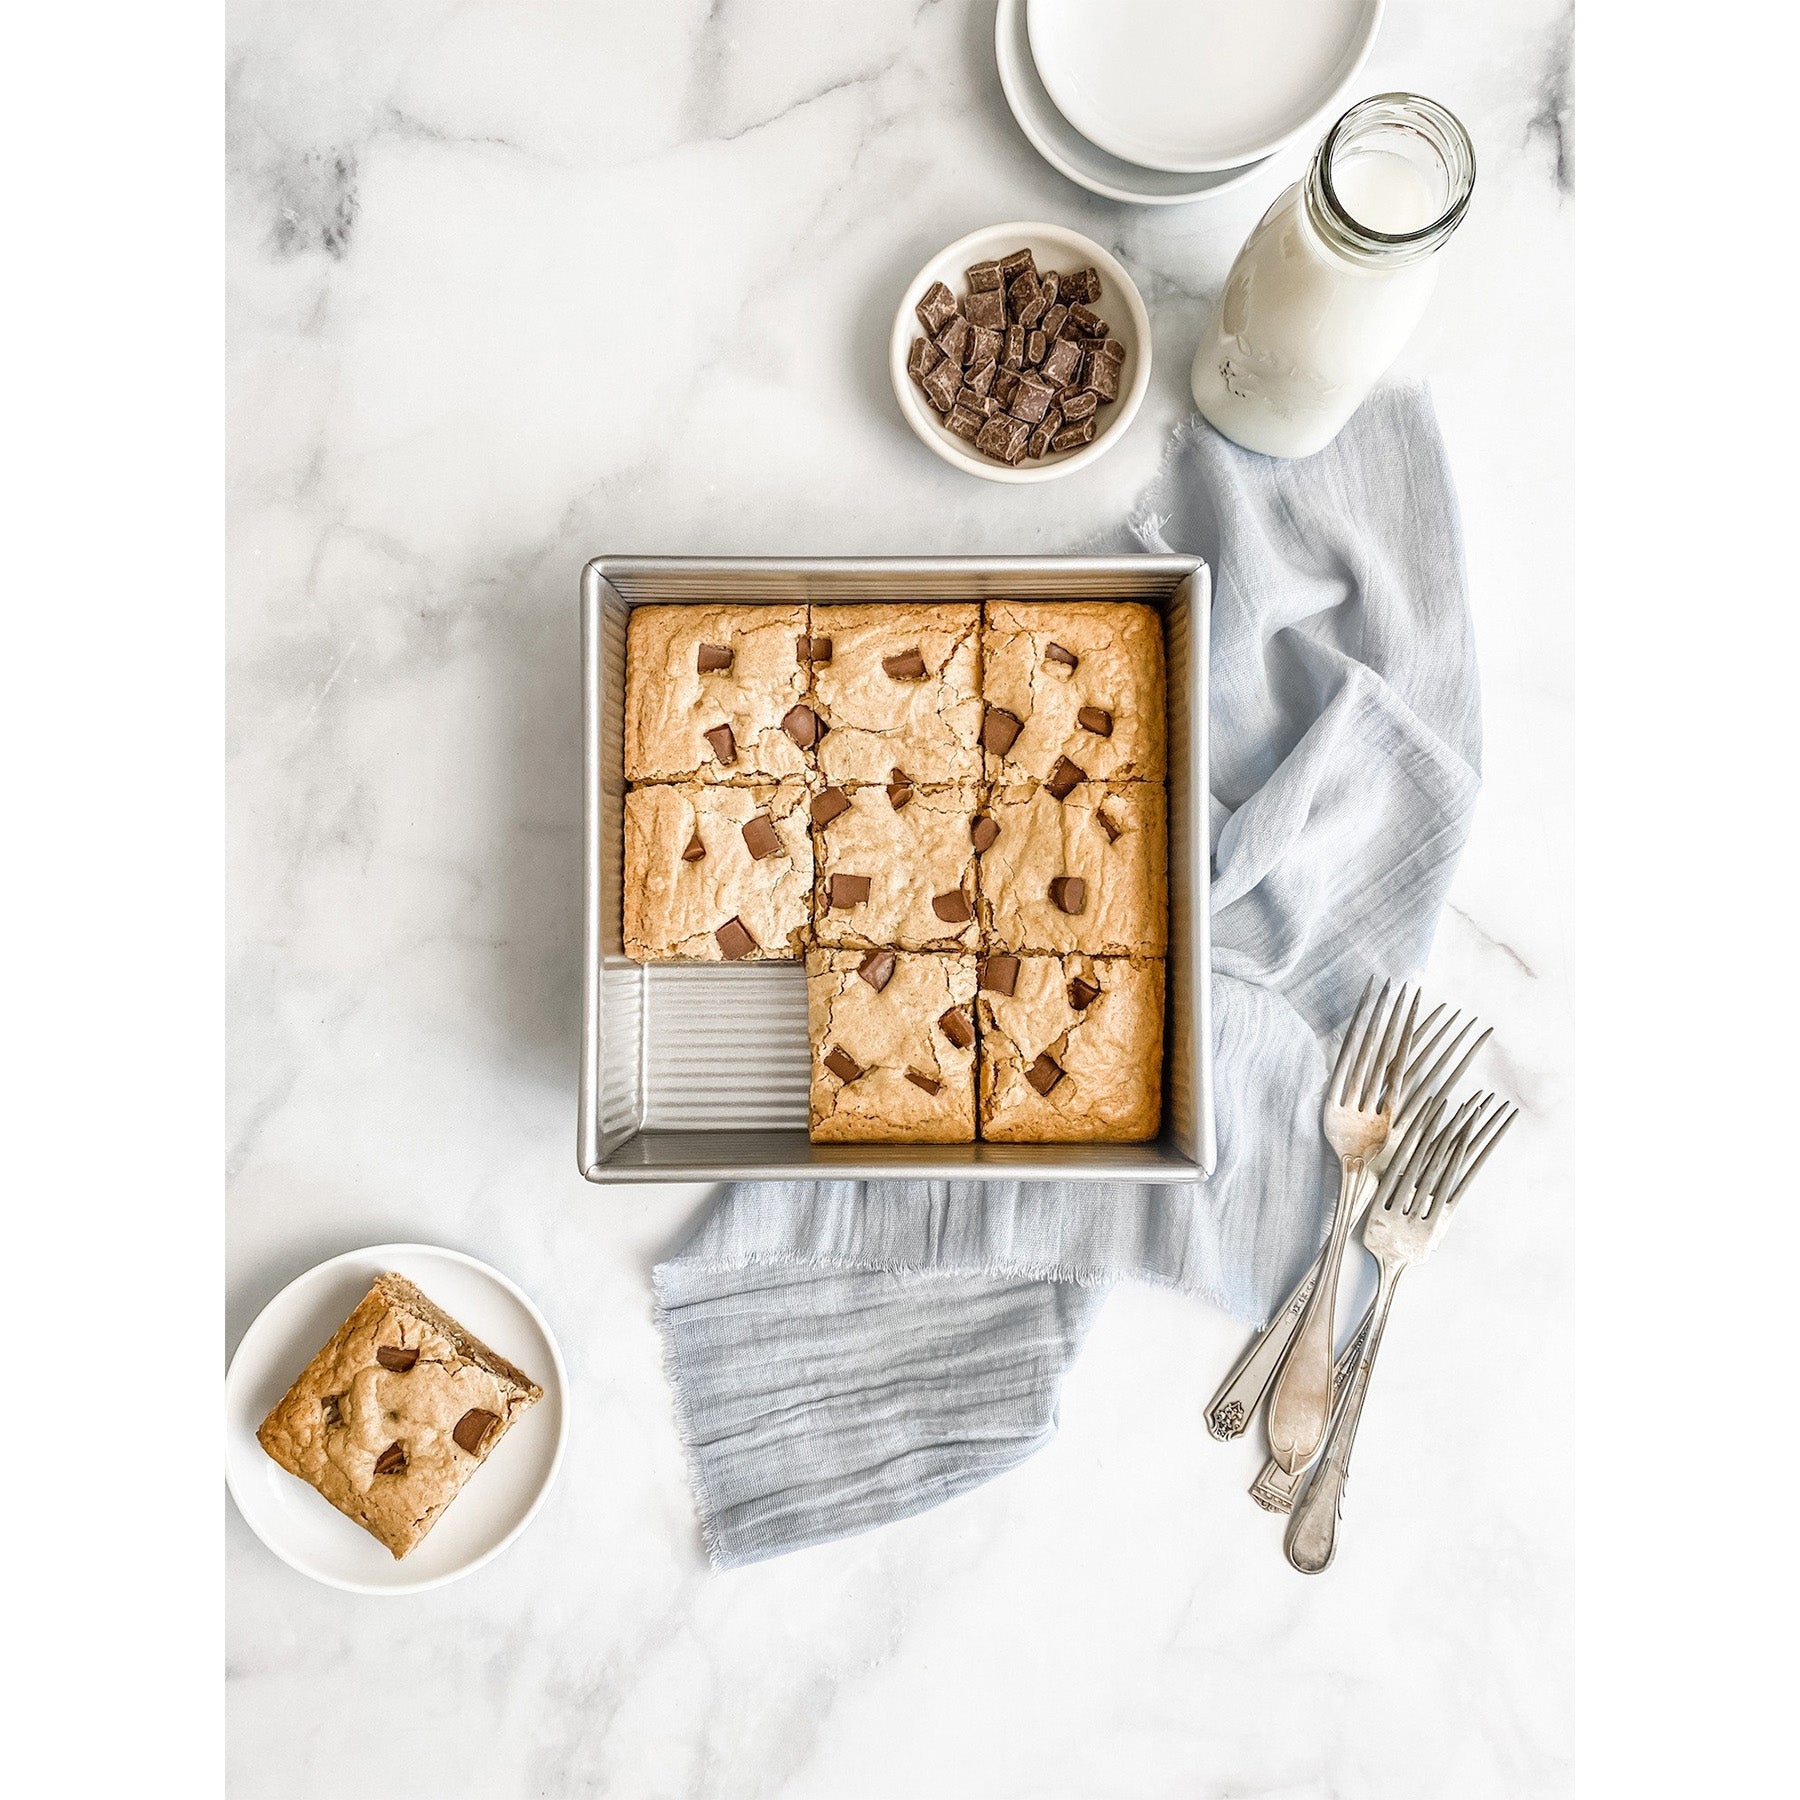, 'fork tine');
1426,1101,1490,1213
1396,1021,1492,1139
1377,987,1420,1113
1459,1098,1512,1167
1327,976,1375,1104
1413,1095,1483,1209
1353,979,1398,1109
1444,1105,1519,1206
1378,1092,1446,1207
1398,1005,1454,1098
